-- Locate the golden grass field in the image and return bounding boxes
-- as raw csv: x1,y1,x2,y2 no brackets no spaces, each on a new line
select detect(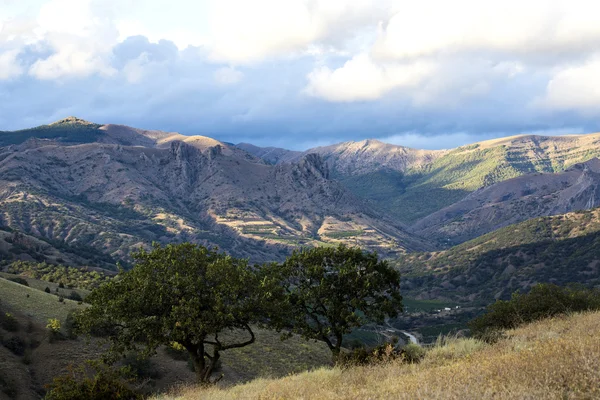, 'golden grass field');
160,311,600,400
